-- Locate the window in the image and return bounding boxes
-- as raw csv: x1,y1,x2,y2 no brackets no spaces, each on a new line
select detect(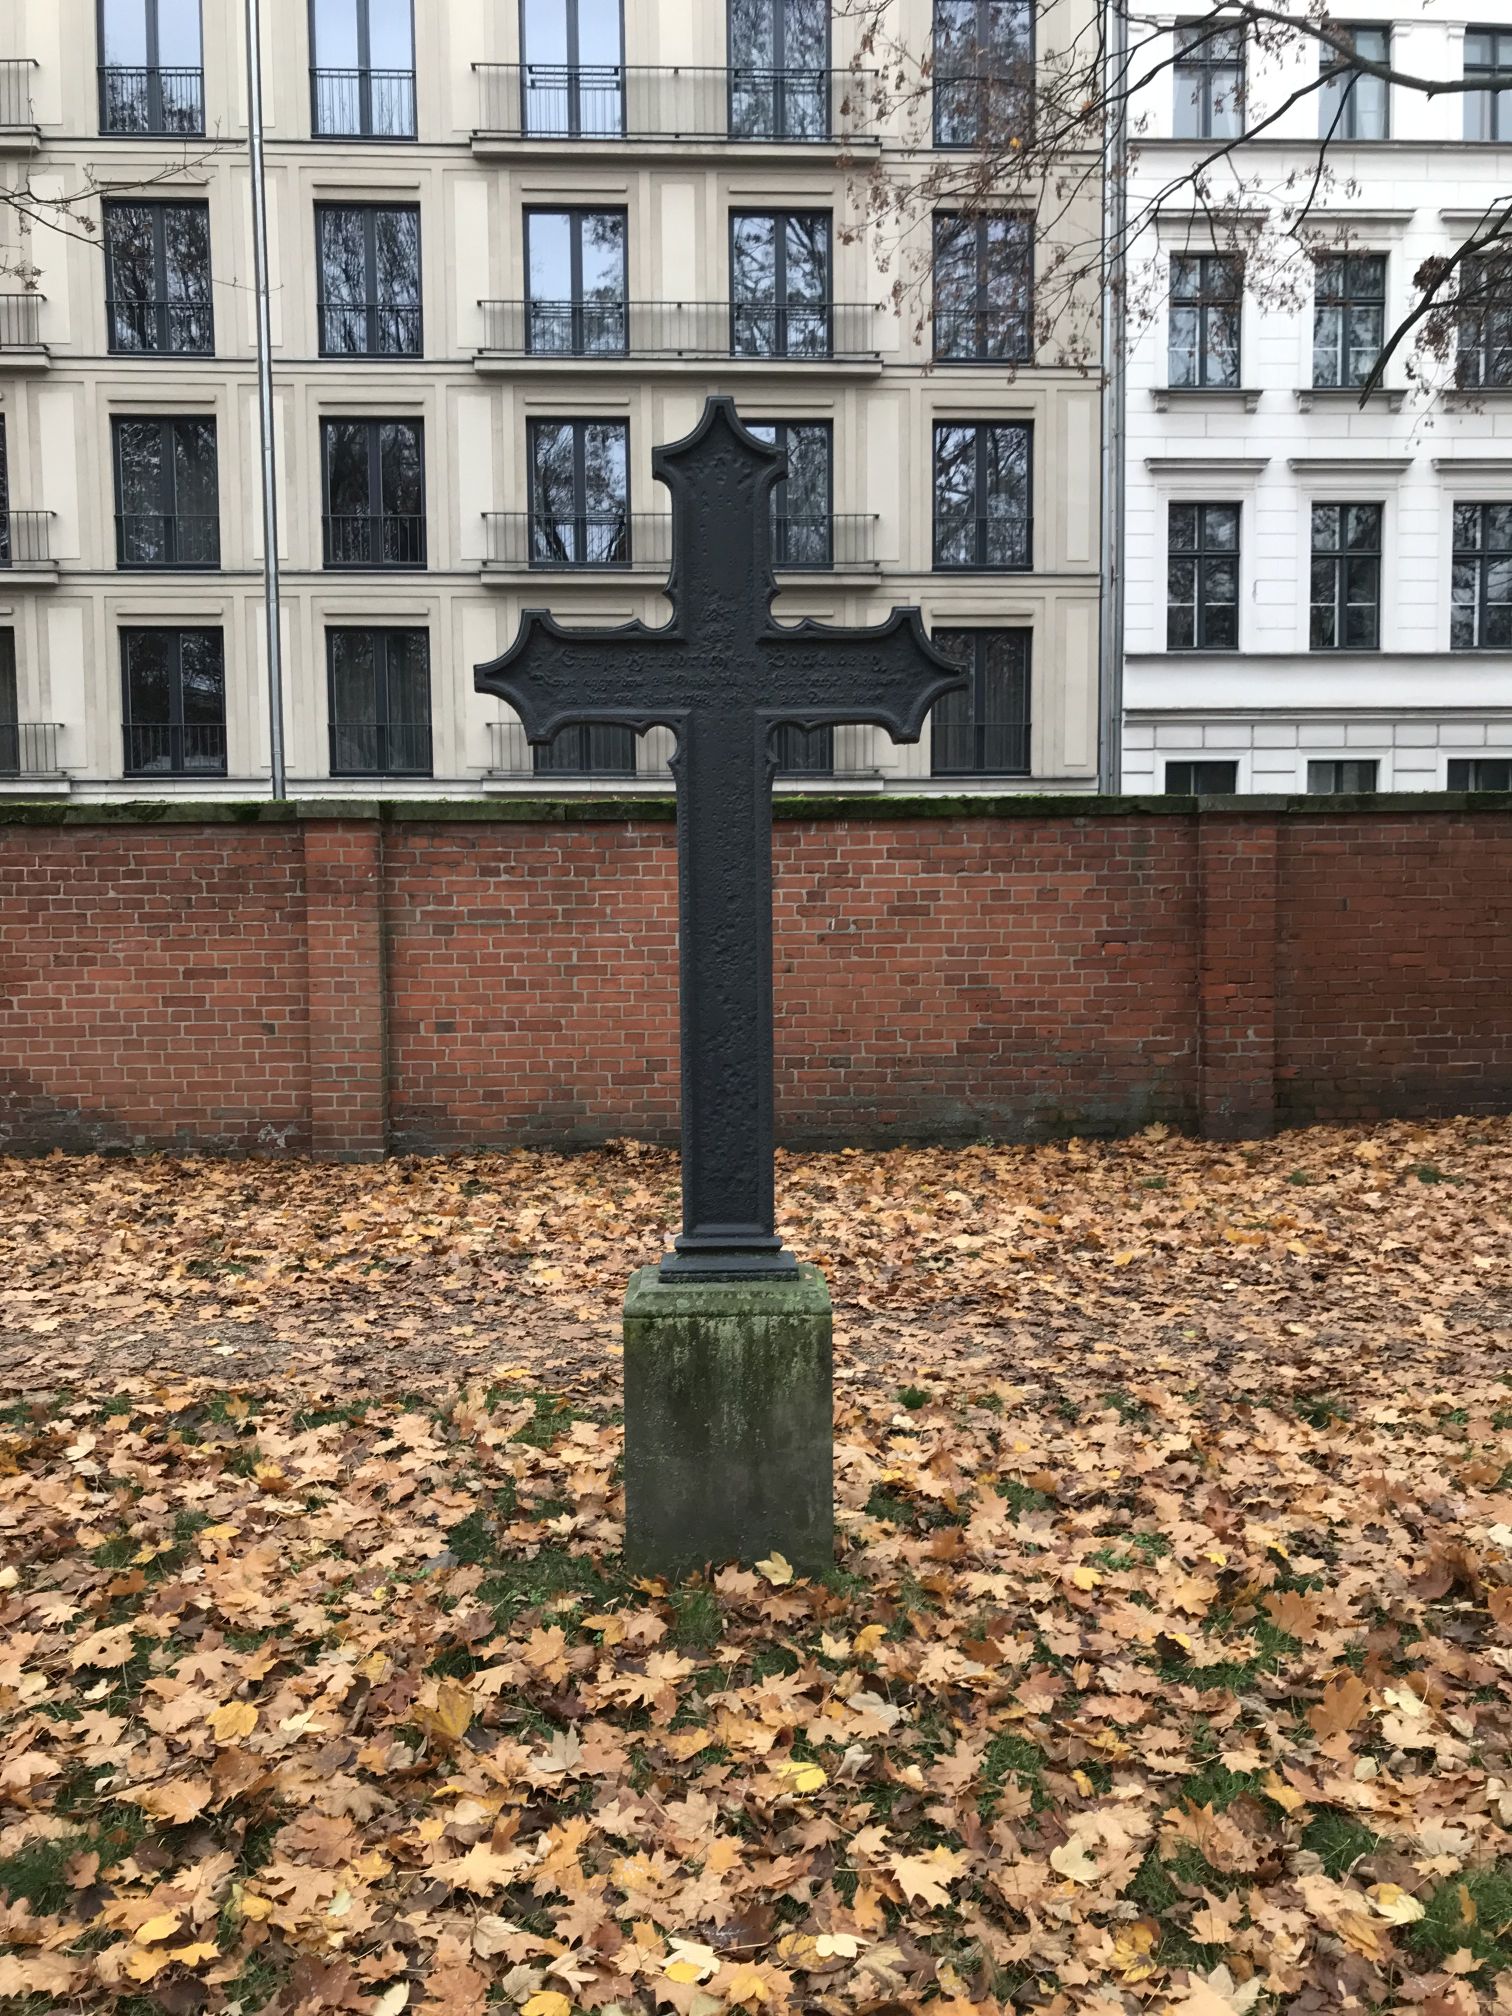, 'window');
521,0,624,138
1448,757,1512,790
317,205,421,357
933,422,1032,570
327,629,432,777
933,0,1033,148
0,629,16,776
1165,760,1238,795
1312,254,1386,388
1318,24,1388,138
525,208,627,356
1308,759,1379,793
113,417,220,569
930,628,1030,776
933,212,1032,361
1465,28,1512,141
321,419,425,569
104,201,213,355
310,0,416,137
121,628,226,776
1310,503,1381,650
1451,503,1512,650
1168,503,1239,649
1456,257,1512,390
98,0,204,134
729,0,829,138
748,421,832,568
529,418,629,568
1173,20,1244,139
1169,254,1241,388
0,416,8,565
731,212,831,358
